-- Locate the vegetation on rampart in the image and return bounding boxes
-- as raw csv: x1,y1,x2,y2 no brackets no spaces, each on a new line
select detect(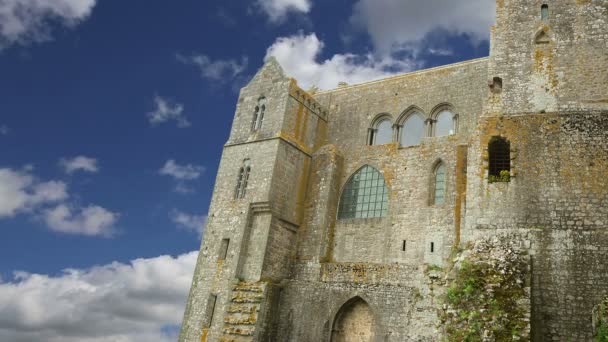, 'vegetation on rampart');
441,238,529,341
596,298,608,342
